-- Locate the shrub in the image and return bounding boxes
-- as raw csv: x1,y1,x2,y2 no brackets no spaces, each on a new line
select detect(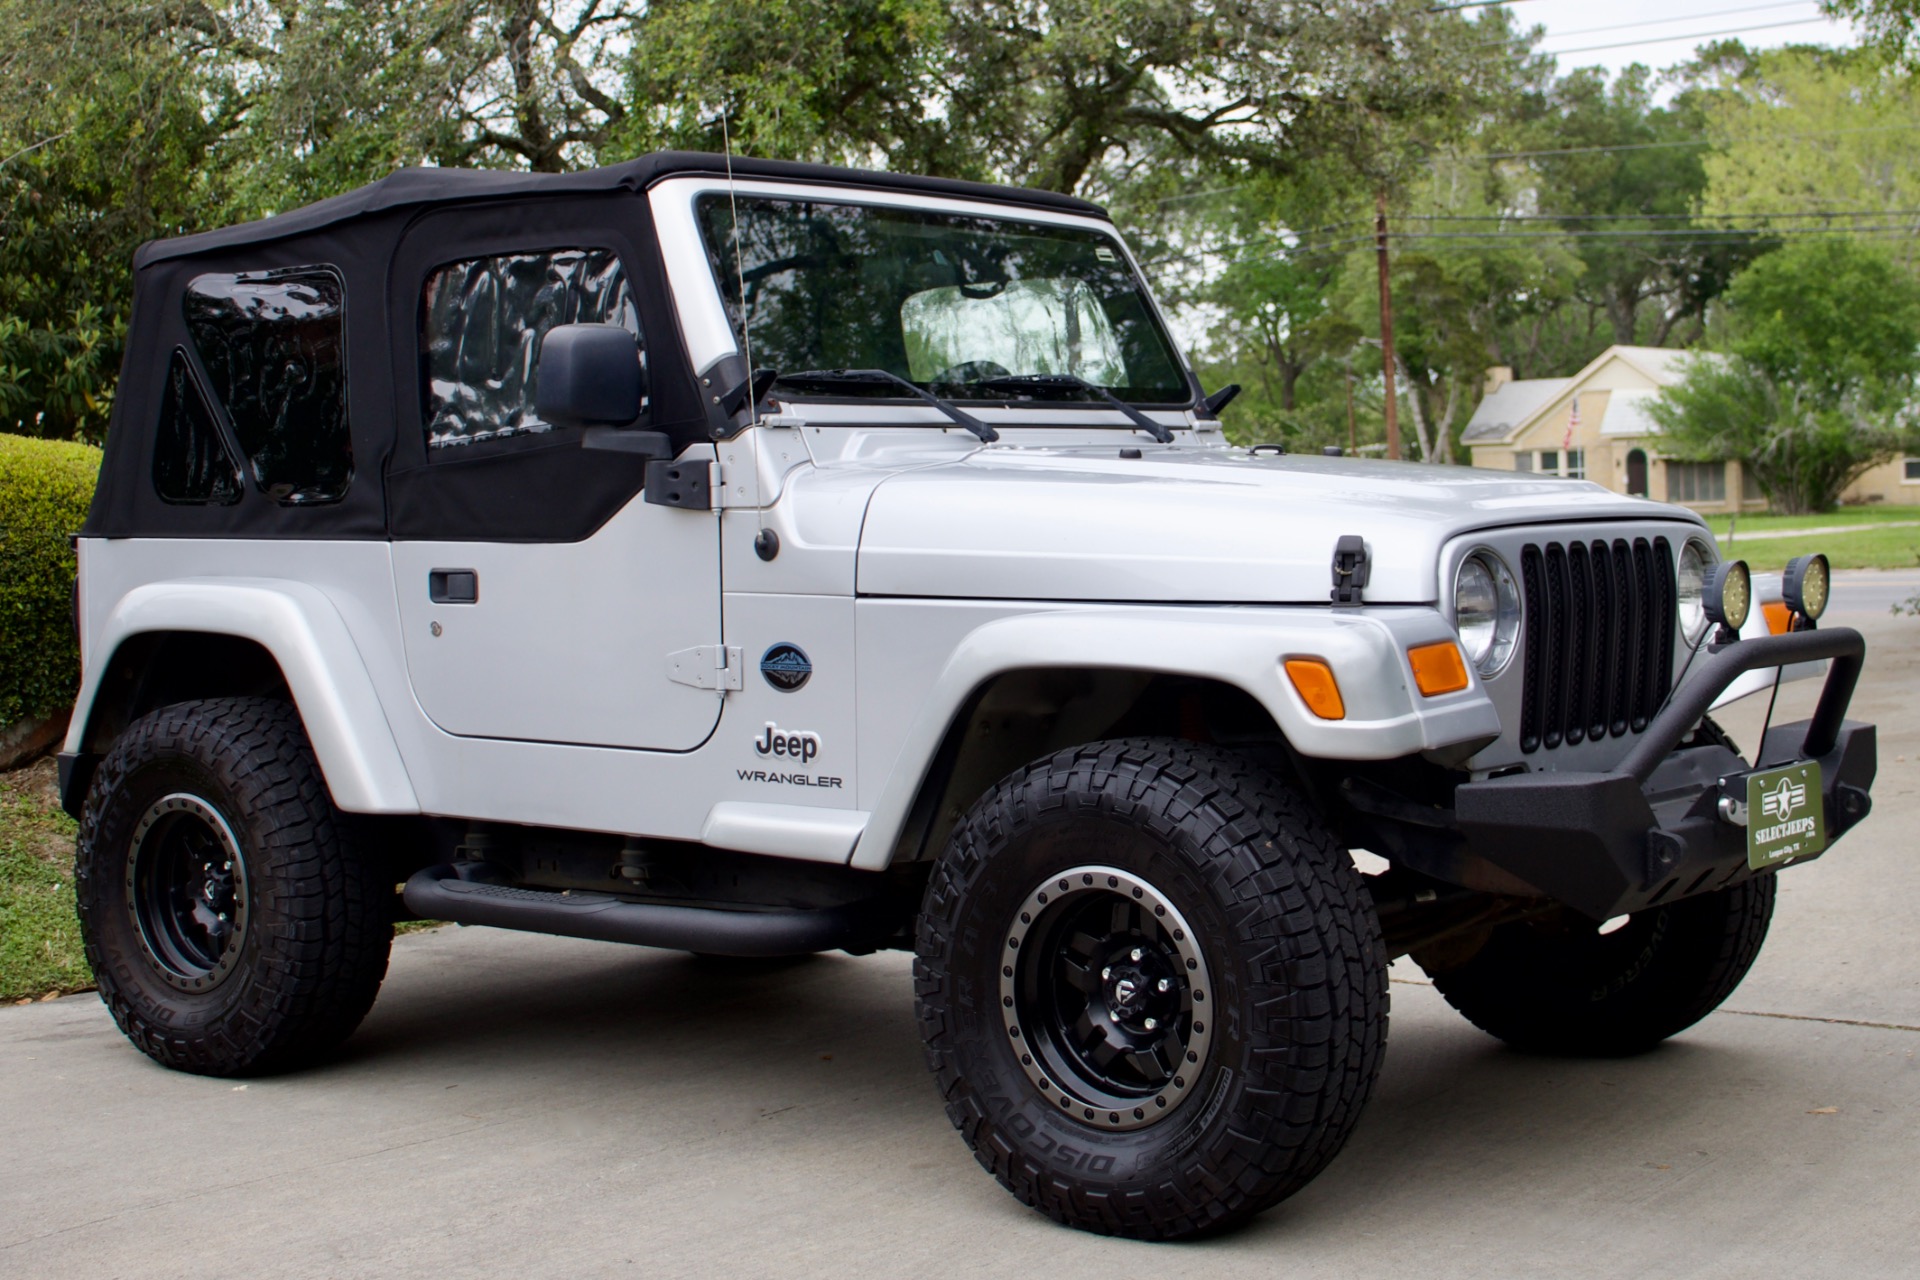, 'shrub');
0,433,101,731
